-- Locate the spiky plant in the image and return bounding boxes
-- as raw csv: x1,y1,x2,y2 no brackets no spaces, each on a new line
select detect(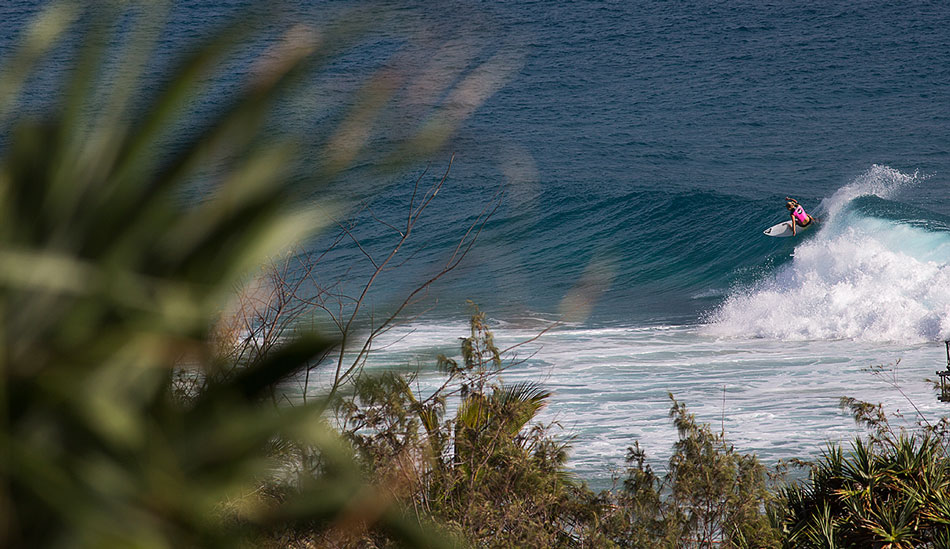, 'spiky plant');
0,3,479,547
775,433,950,548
